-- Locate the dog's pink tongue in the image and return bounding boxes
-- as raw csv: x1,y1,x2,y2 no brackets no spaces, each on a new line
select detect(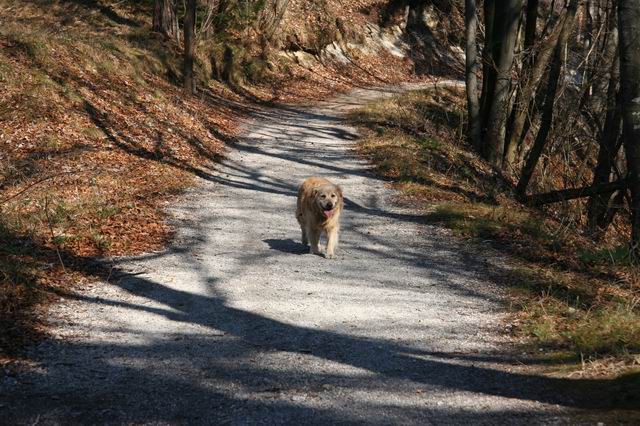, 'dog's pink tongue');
323,209,334,218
